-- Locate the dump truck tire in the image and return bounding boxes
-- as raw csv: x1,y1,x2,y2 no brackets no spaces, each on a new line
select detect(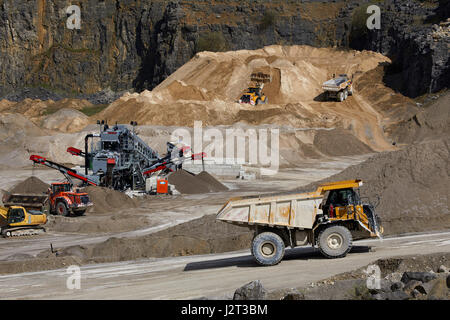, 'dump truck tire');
338,91,345,102
348,85,353,96
56,201,69,216
344,89,348,100
252,232,285,266
318,225,352,259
